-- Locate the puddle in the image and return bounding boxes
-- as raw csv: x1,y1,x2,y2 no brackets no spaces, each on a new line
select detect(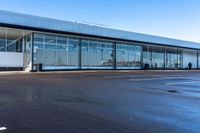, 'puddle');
167,90,180,93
